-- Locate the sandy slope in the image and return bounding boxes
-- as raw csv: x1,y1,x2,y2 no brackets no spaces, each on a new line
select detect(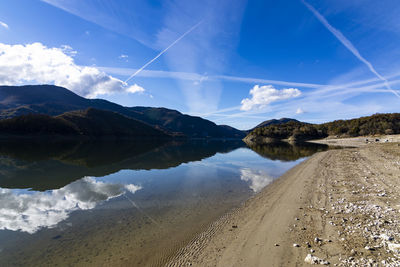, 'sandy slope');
167,142,400,266
308,134,400,147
